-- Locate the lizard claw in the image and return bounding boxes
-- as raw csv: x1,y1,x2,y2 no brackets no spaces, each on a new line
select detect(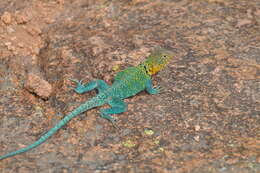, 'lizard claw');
155,86,161,91
150,86,161,94
69,78,84,85
156,86,168,94
111,119,120,130
68,78,86,93
100,112,120,129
